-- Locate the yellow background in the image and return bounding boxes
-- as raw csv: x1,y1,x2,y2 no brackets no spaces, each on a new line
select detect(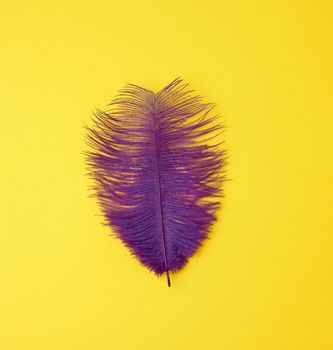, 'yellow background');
1,1,332,349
